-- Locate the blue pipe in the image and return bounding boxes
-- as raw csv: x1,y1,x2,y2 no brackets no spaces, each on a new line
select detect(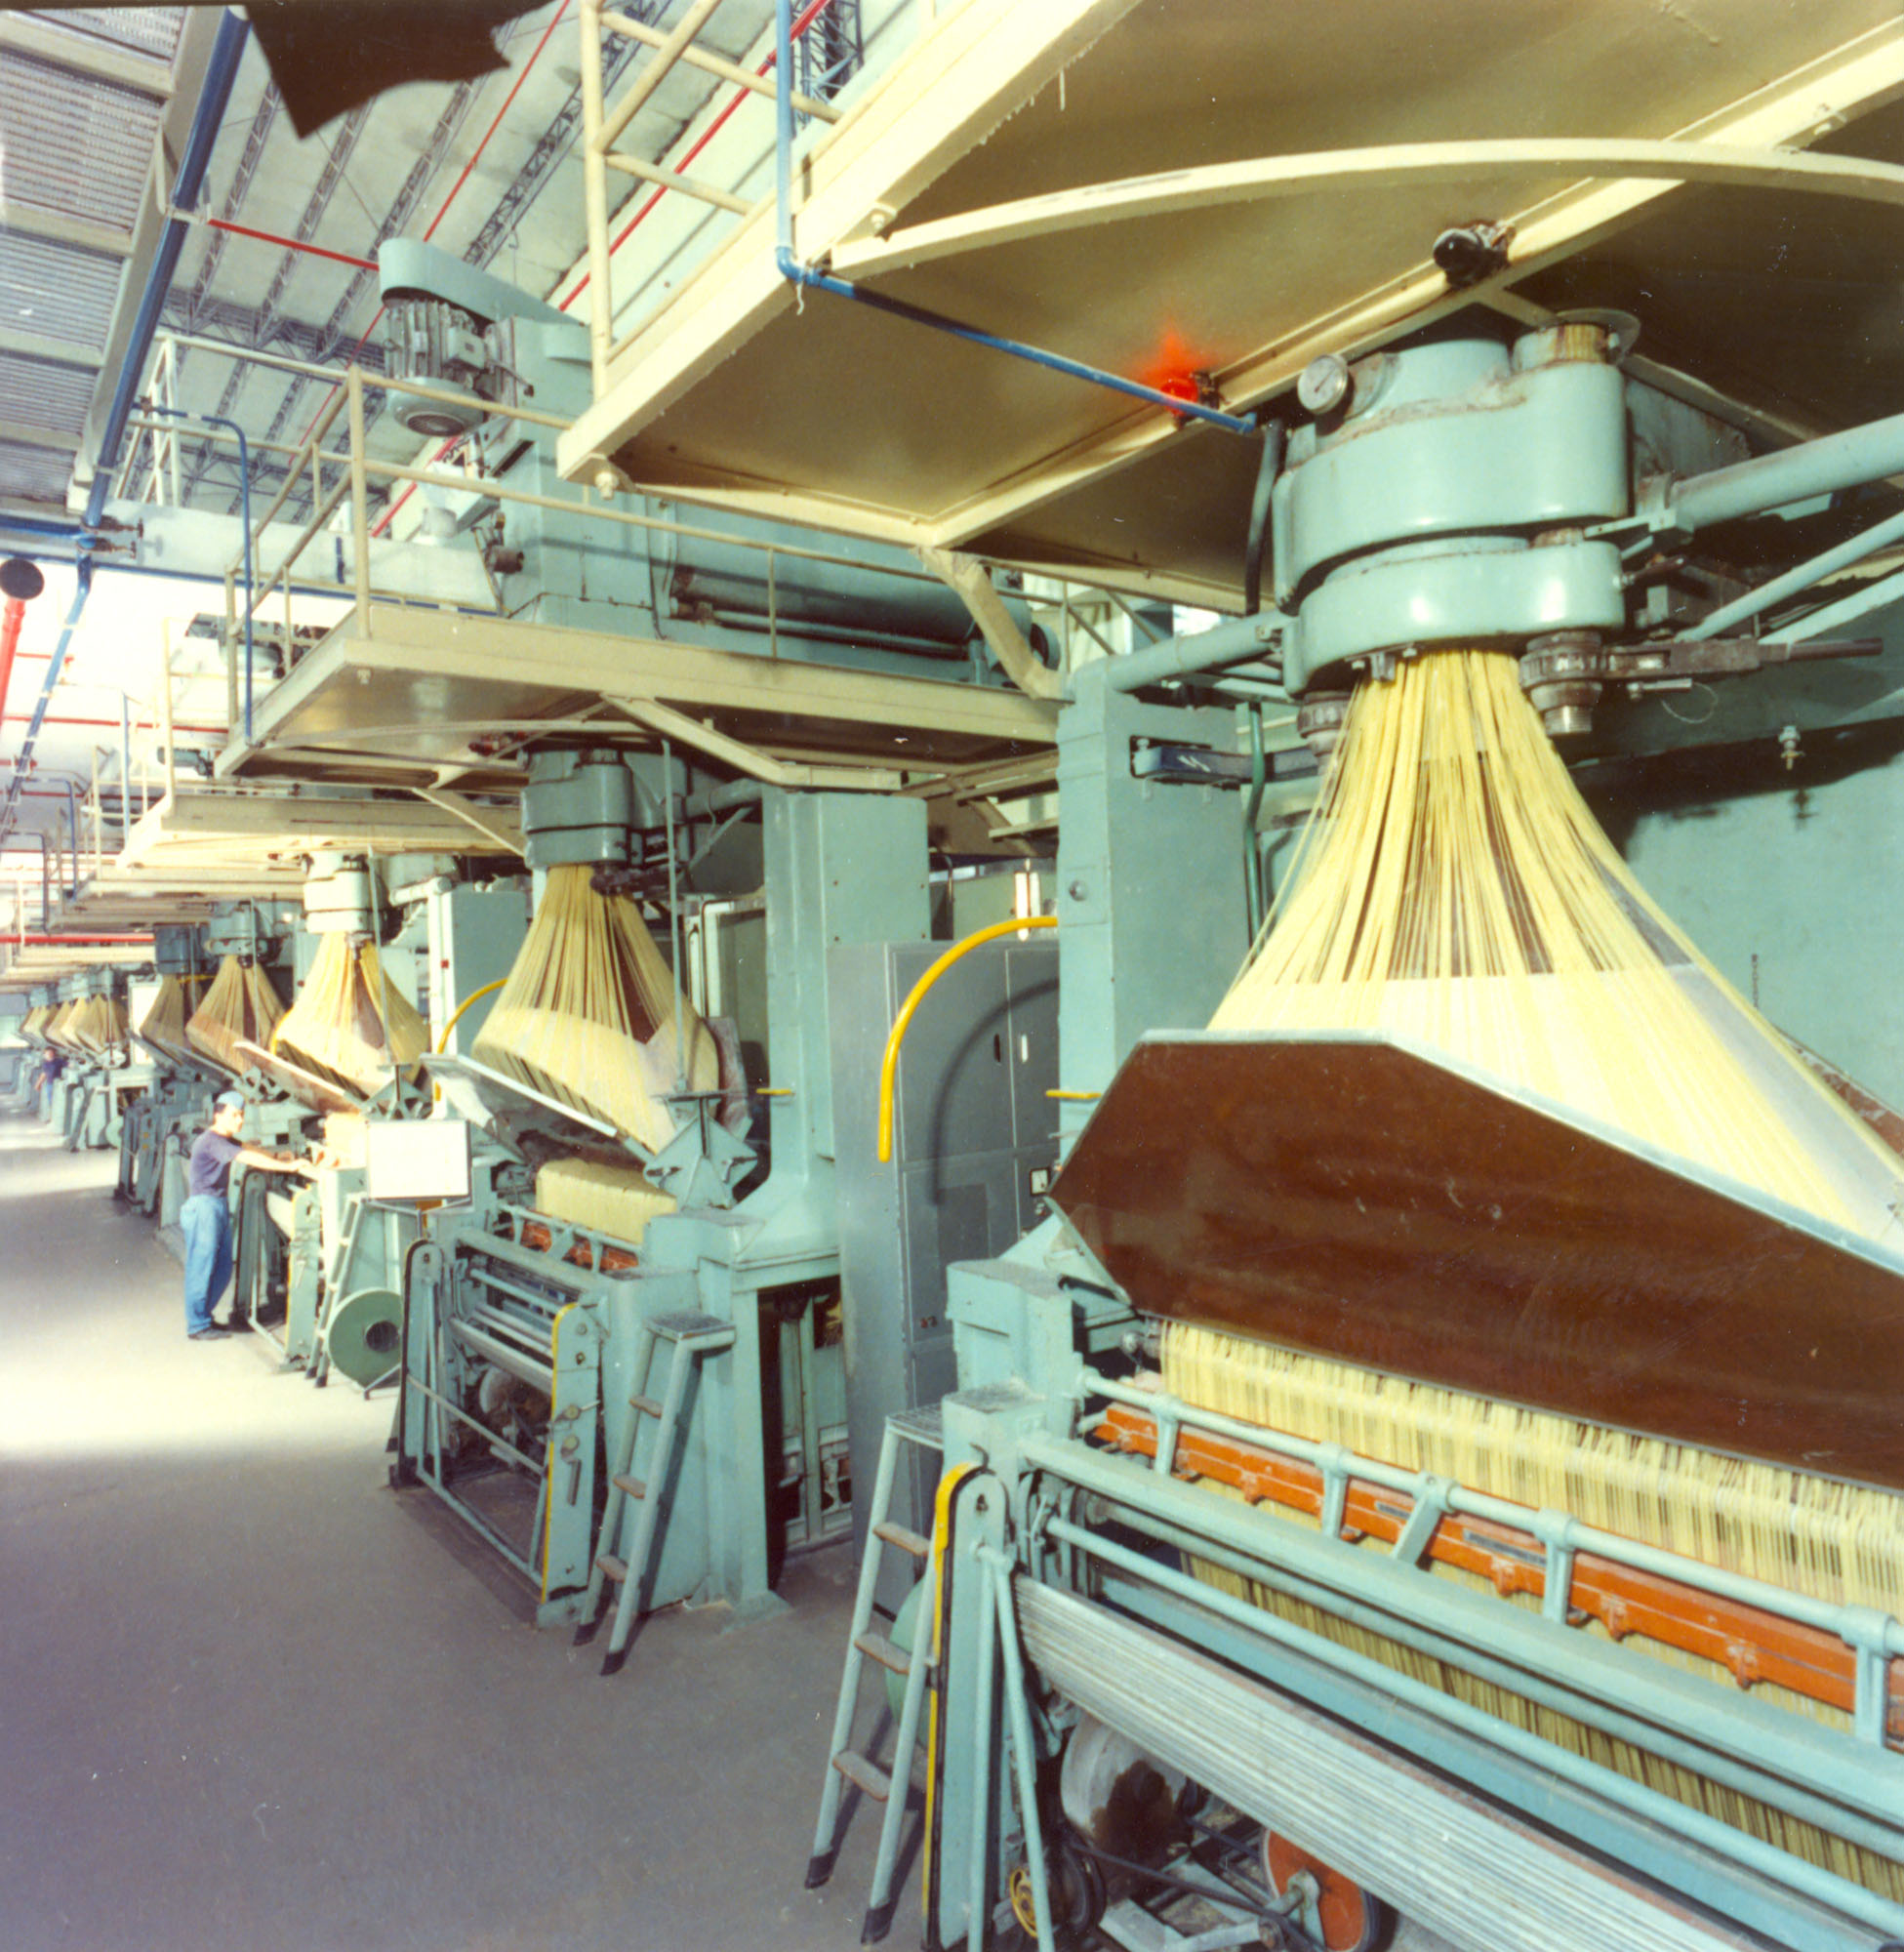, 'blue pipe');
1,13,247,845
770,0,1254,439
83,8,250,530
145,404,255,740
0,561,94,840
0,514,102,542
62,779,79,897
